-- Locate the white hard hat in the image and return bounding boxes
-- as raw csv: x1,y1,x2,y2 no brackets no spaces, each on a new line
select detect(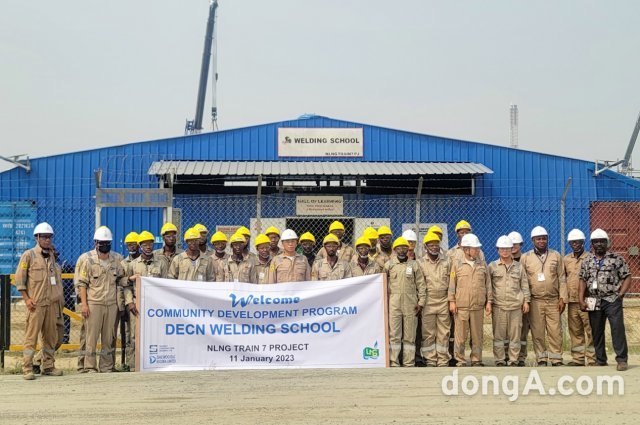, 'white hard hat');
280,229,298,241
590,228,609,241
401,229,418,242
530,226,548,238
461,233,482,248
507,231,523,244
33,222,54,236
567,229,586,242
496,235,514,249
94,226,113,241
